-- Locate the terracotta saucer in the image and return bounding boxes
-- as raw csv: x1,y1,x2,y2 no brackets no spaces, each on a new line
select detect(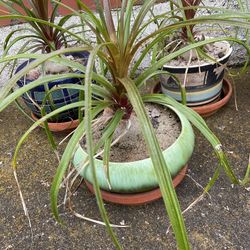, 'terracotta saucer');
31,113,79,132
84,165,188,206
152,79,233,118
